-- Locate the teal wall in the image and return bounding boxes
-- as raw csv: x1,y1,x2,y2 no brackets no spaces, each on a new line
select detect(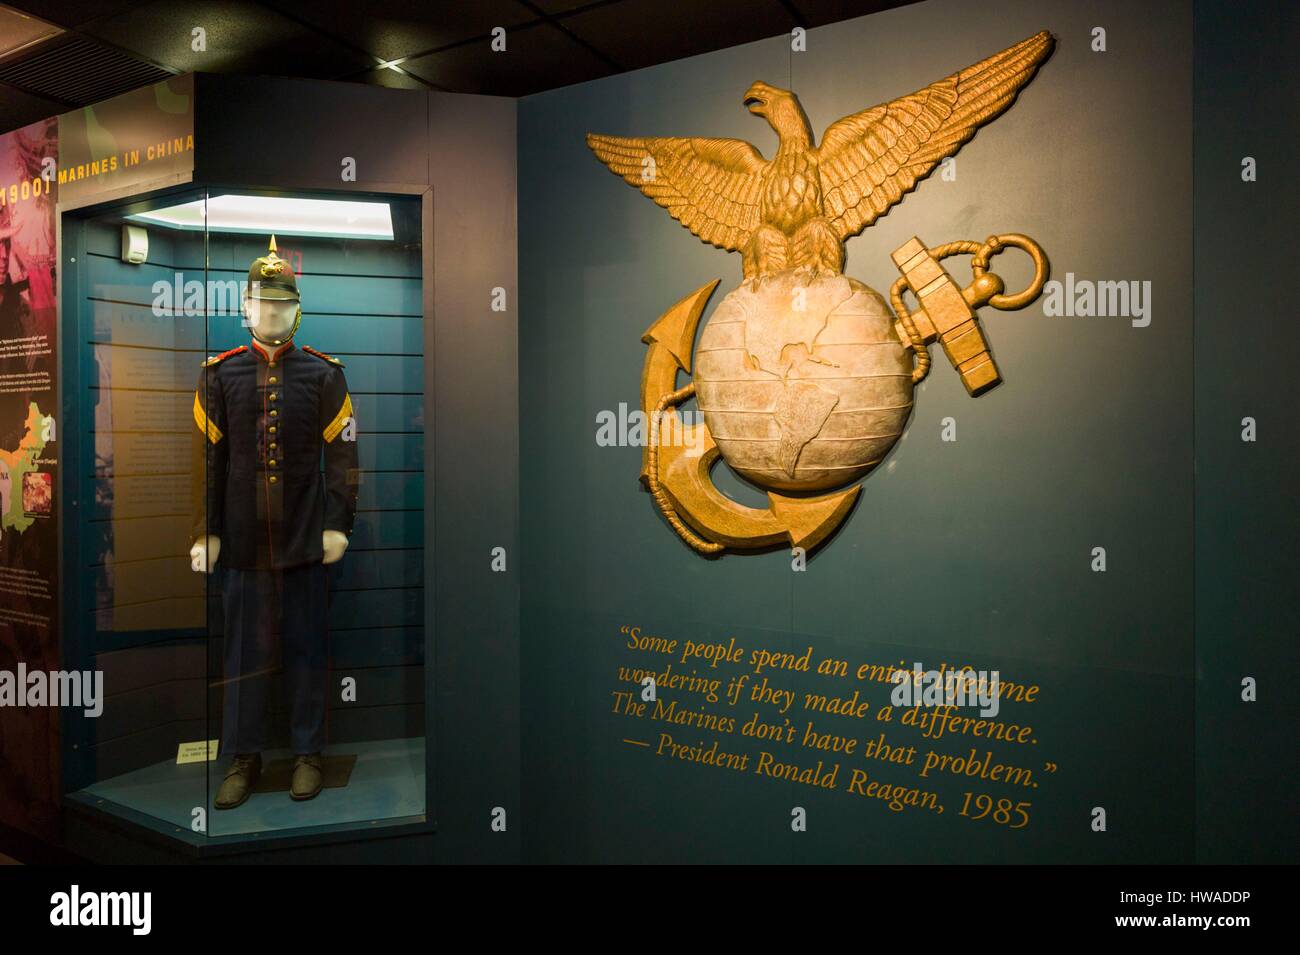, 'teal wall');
519,0,1199,862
